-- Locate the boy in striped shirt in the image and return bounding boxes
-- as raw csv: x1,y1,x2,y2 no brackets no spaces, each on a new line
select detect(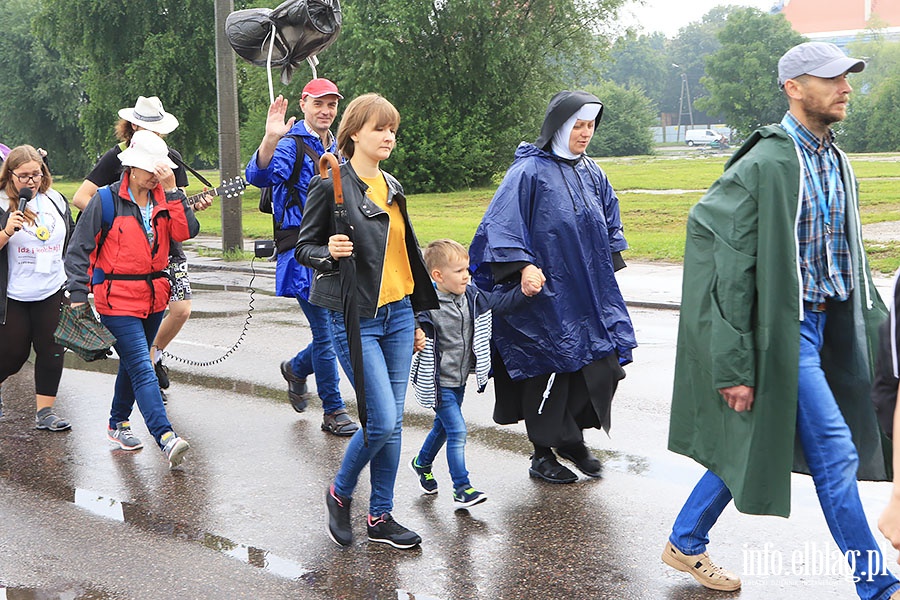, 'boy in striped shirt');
408,239,539,508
